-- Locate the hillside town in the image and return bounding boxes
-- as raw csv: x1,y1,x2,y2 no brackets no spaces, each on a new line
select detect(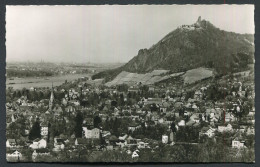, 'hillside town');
5,5,255,163
6,68,255,162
